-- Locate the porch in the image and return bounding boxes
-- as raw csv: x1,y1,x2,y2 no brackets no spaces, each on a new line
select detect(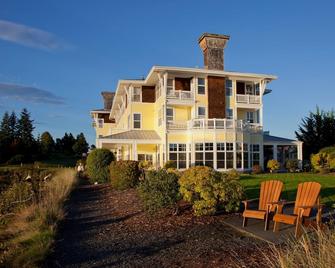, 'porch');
97,130,163,168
